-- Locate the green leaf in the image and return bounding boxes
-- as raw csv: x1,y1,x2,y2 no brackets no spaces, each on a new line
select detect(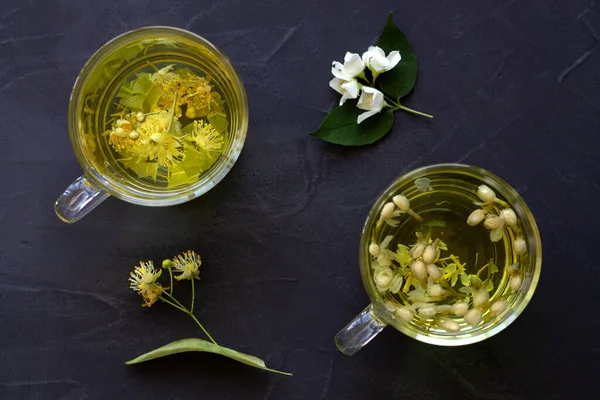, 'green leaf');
126,338,292,376
445,263,457,273
209,114,229,134
451,274,459,287
376,13,418,99
167,164,199,188
460,273,471,287
489,262,499,274
470,275,483,288
309,101,394,146
484,279,494,292
459,287,473,294
120,159,159,182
